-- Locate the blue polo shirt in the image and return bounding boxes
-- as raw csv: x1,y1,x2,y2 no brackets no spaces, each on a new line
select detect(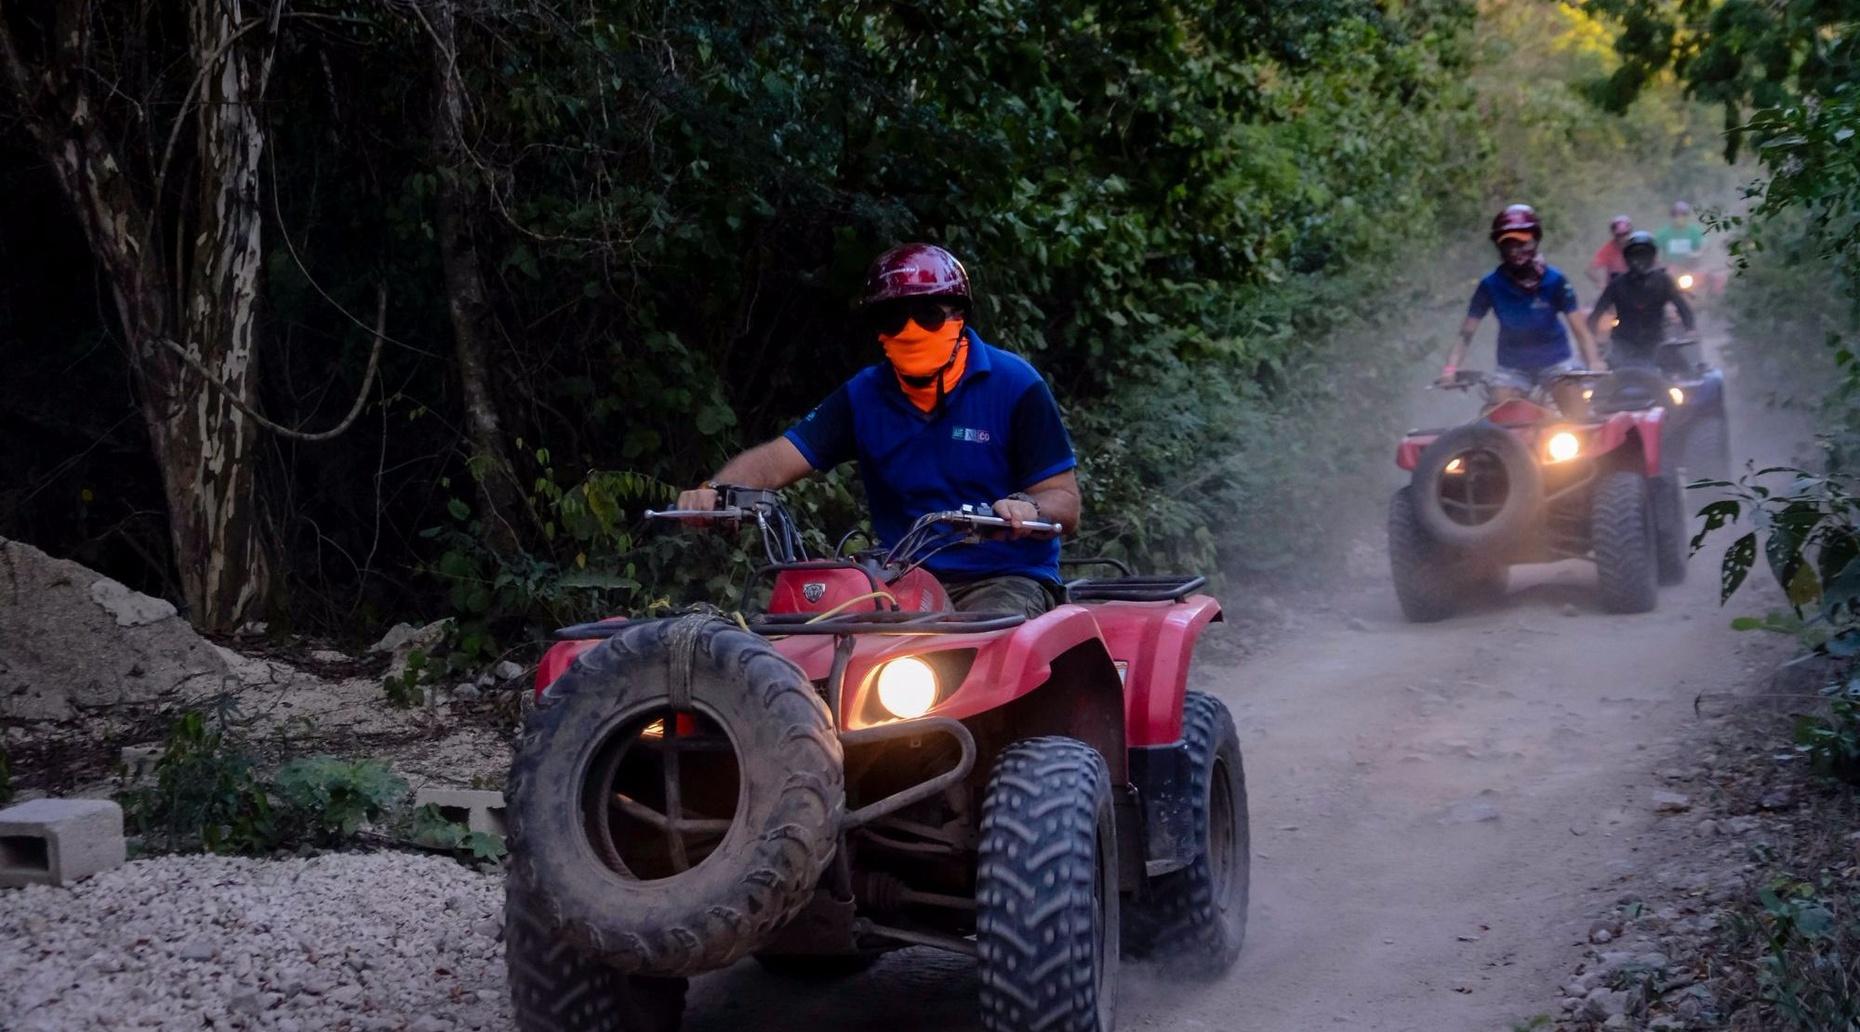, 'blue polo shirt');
1468,265,1580,371
784,329,1076,583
